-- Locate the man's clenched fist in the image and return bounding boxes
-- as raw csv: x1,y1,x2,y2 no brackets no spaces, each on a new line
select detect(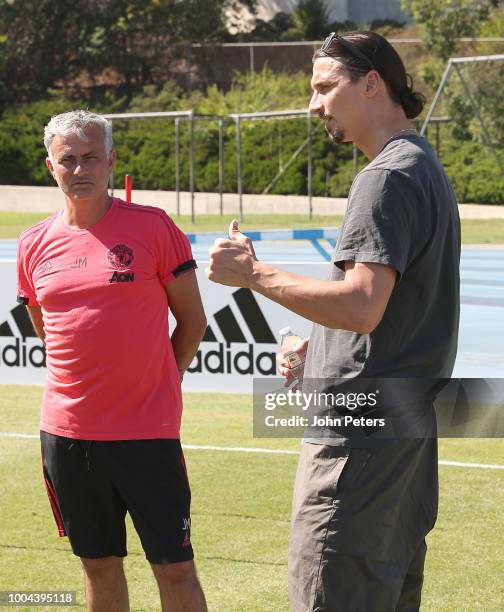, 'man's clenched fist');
206,219,258,288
